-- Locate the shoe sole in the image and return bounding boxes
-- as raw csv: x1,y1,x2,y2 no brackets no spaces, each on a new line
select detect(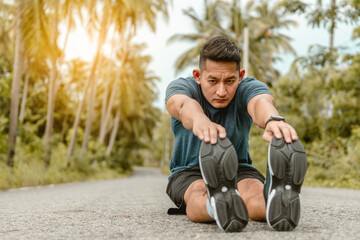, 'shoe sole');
266,136,307,231
199,137,248,232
